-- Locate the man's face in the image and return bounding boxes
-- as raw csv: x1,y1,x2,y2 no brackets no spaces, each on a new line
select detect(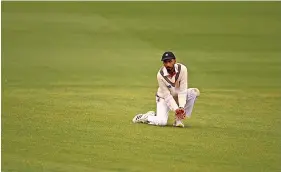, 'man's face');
163,58,176,72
